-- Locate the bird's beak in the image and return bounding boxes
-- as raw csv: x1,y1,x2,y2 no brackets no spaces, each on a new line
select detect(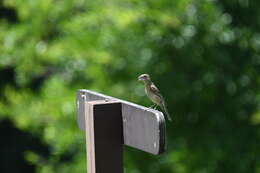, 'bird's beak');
138,76,143,81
